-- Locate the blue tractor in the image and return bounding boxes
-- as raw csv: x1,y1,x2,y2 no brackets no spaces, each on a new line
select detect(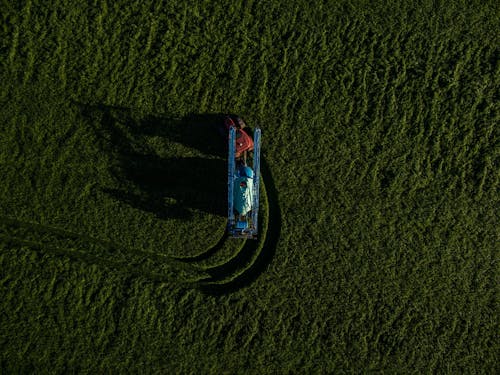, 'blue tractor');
227,122,261,239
